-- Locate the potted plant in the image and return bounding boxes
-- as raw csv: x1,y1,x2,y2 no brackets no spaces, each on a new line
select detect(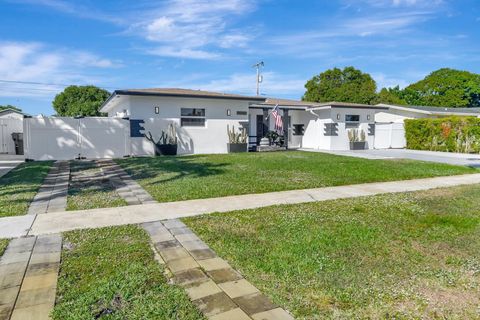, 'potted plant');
145,123,178,156
348,128,367,150
227,125,248,153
